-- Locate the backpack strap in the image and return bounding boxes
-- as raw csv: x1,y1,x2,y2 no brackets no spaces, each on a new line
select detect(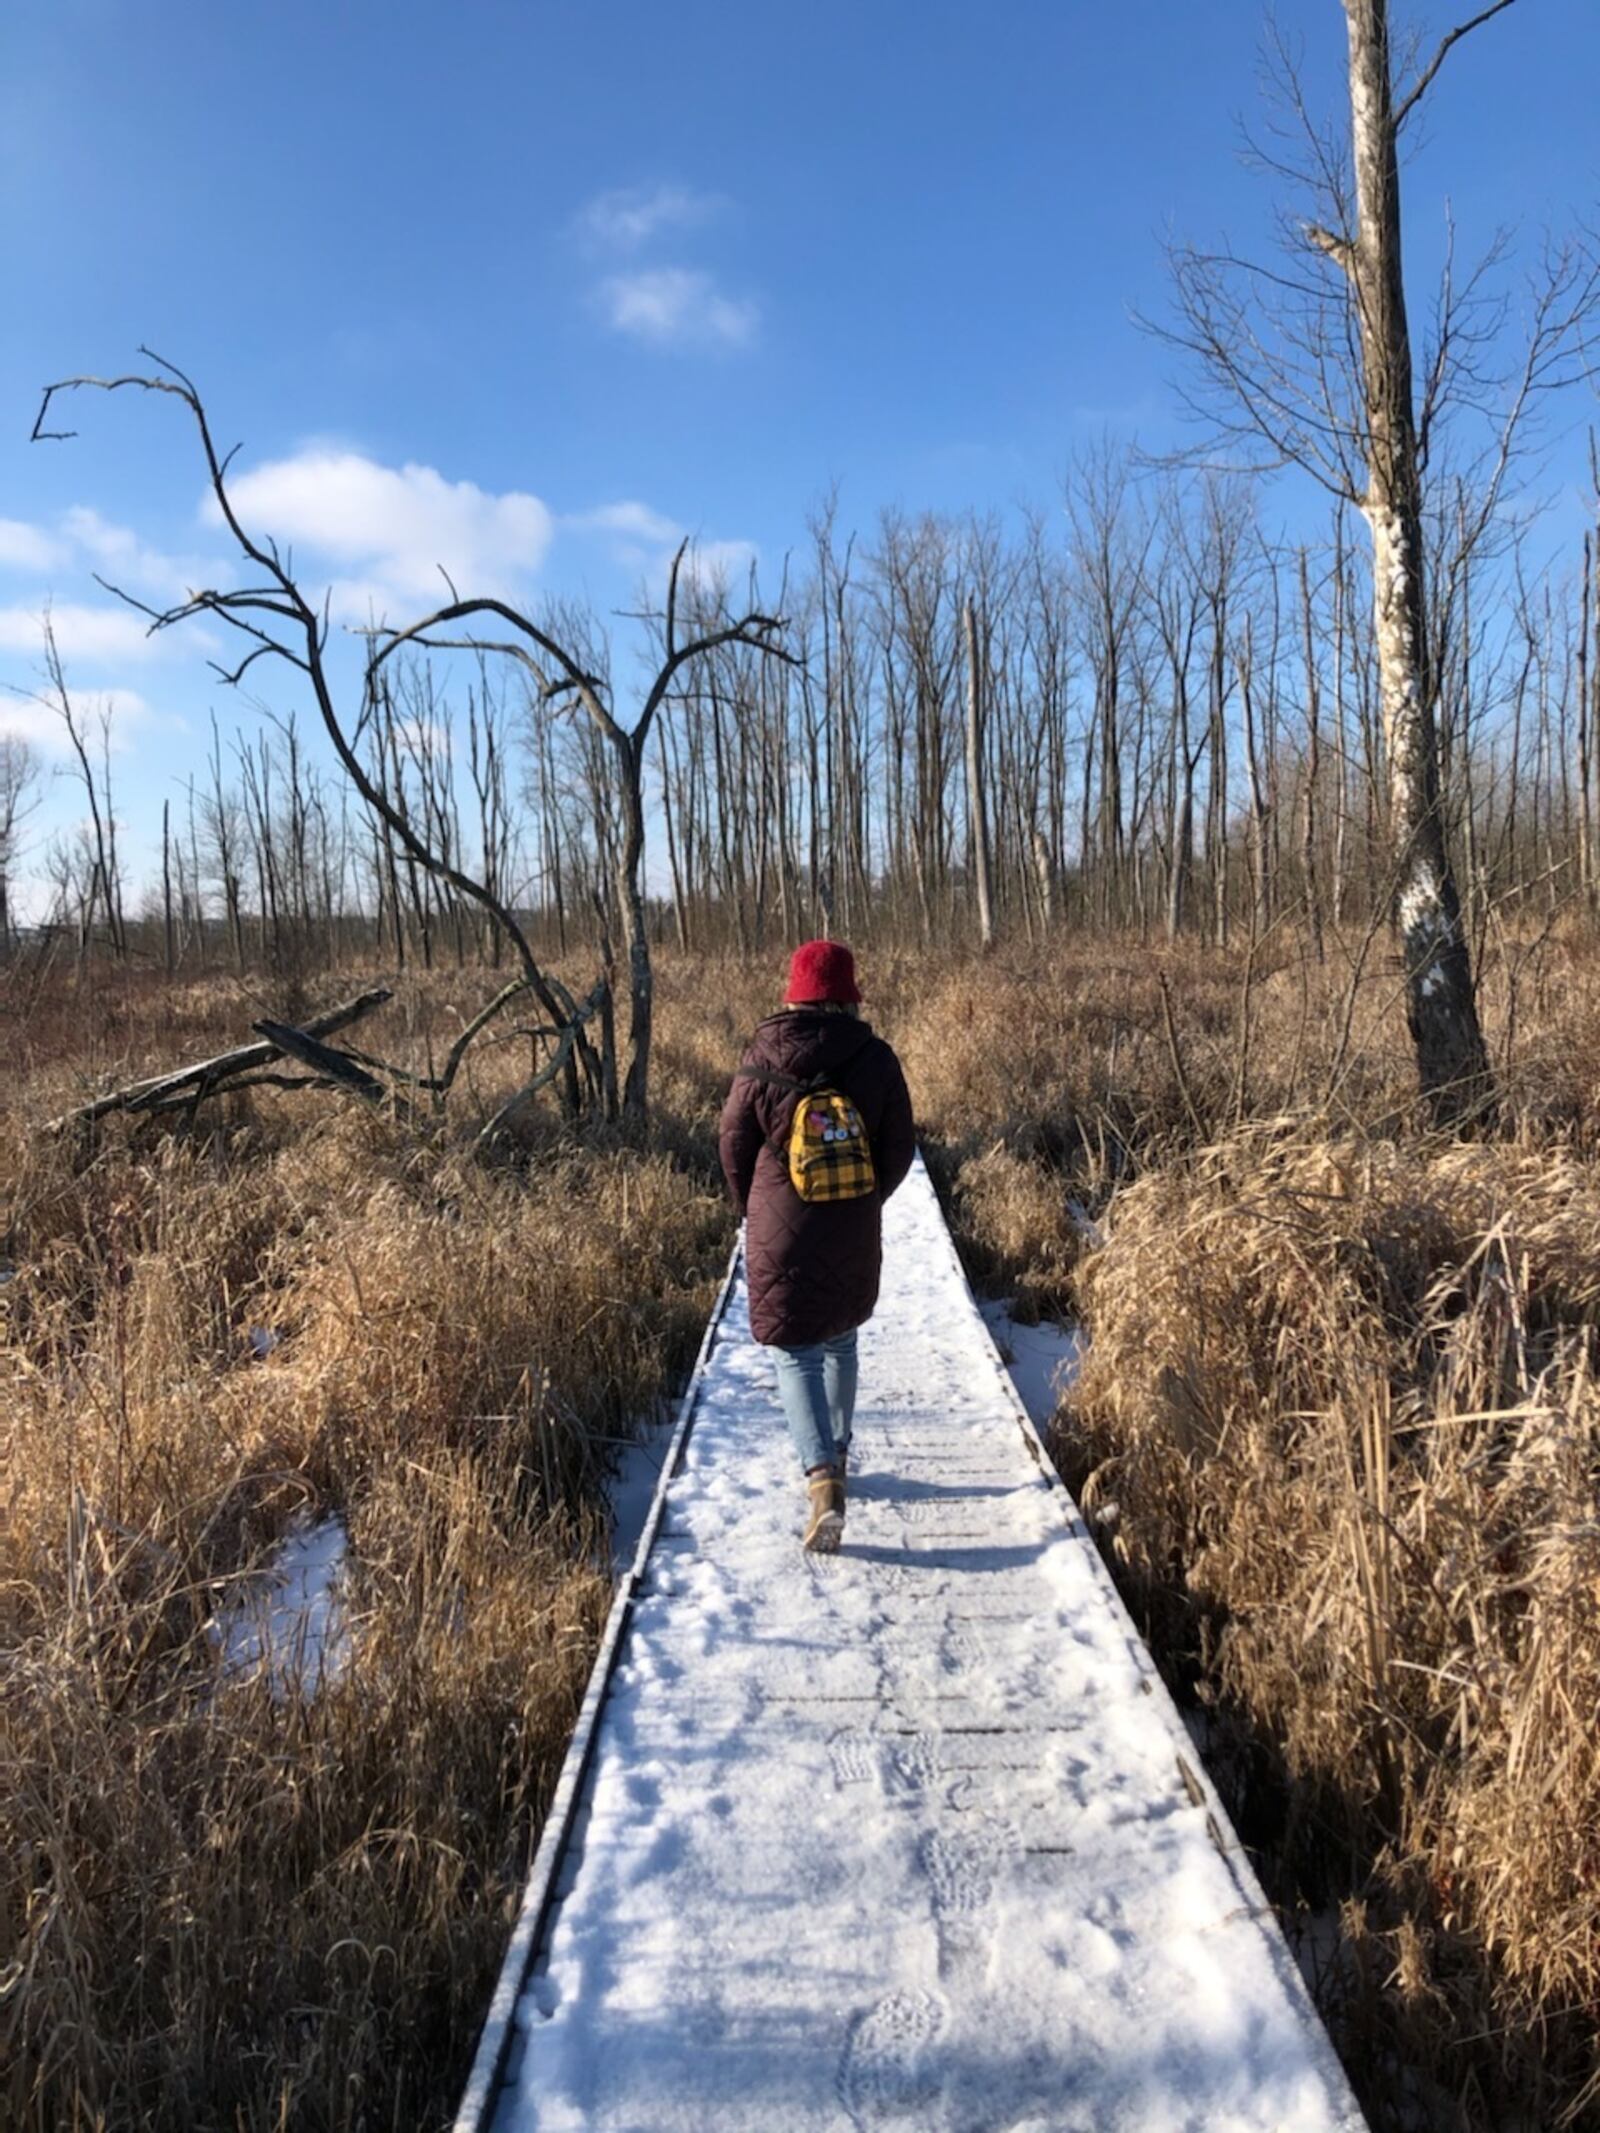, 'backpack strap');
734,1064,827,1159
735,1029,876,1098
734,1037,876,1162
